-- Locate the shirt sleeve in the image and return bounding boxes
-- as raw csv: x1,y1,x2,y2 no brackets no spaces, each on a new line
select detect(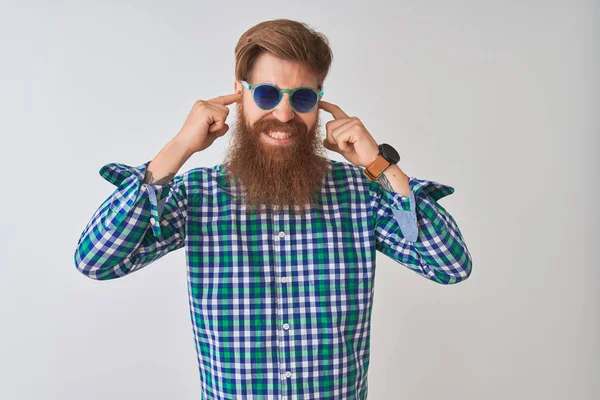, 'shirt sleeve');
369,176,472,284
74,160,187,280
